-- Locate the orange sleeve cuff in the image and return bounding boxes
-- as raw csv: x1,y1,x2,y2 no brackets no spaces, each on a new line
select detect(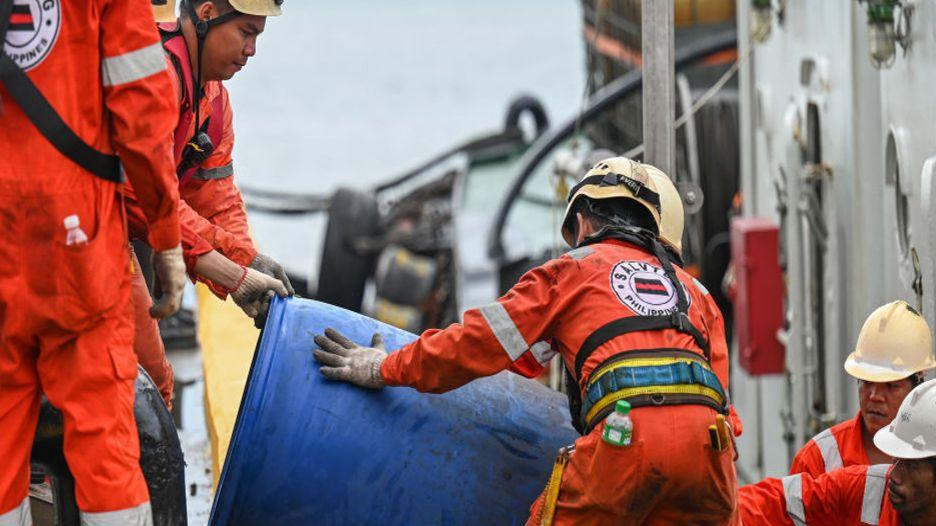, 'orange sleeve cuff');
146,219,182,252
380,347,407,387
